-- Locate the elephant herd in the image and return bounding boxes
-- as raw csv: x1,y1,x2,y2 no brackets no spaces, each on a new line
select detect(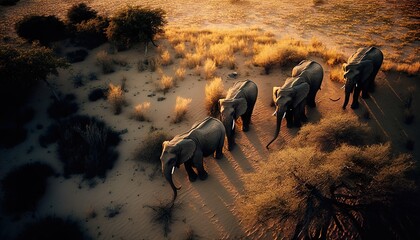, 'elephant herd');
160,46,384,204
